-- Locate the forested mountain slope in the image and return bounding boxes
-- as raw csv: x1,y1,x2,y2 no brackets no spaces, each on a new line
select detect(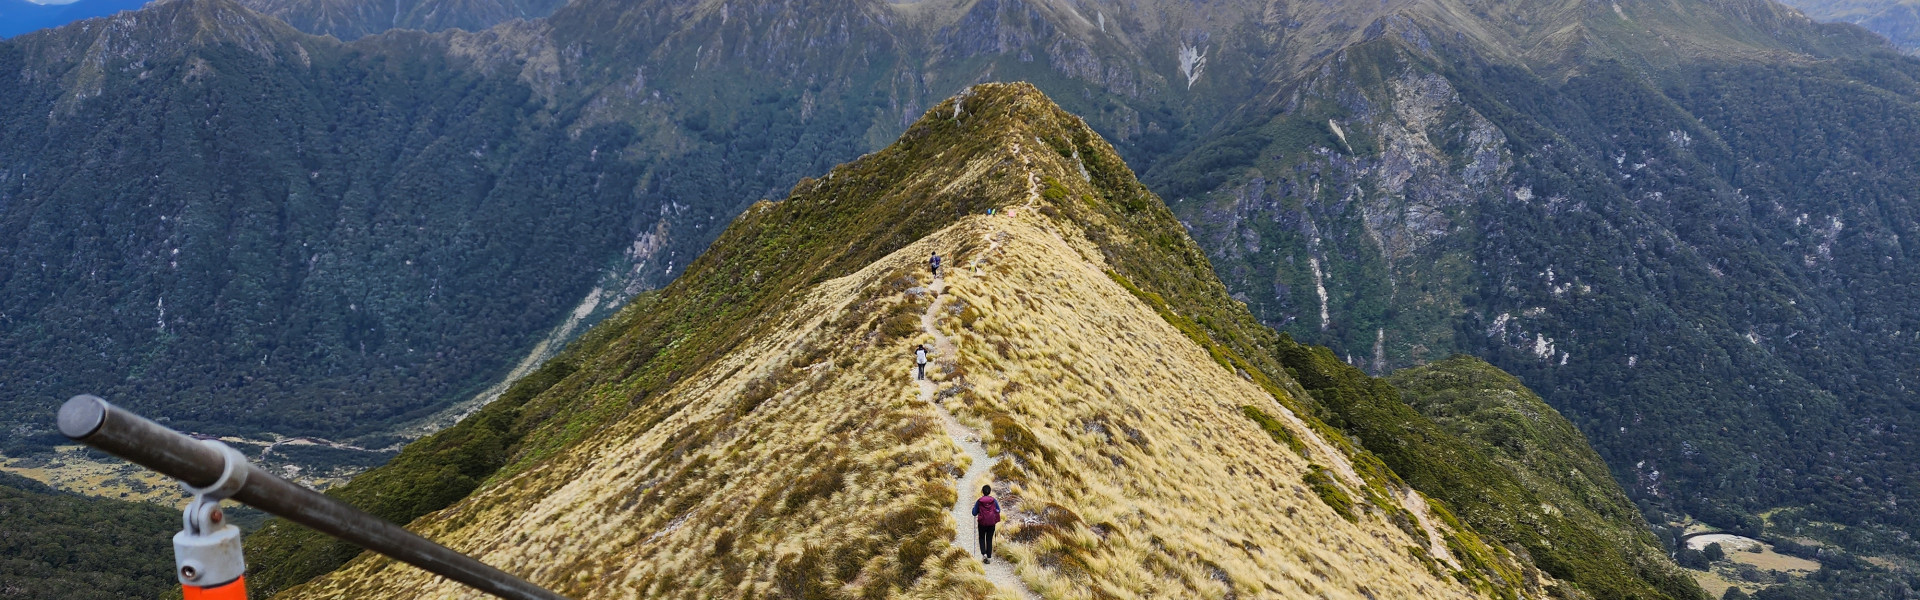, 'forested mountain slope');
0,472,175,600
0,0,698,443
1161,14,1920,579
234,0,564,40
4,0,1919,593
1391,356,1692,598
